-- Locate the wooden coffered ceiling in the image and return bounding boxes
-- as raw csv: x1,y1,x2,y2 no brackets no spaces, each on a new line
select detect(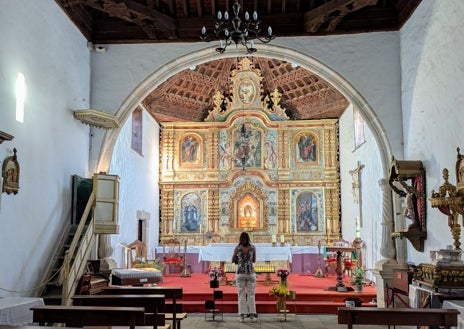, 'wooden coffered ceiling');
56,0,421,123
